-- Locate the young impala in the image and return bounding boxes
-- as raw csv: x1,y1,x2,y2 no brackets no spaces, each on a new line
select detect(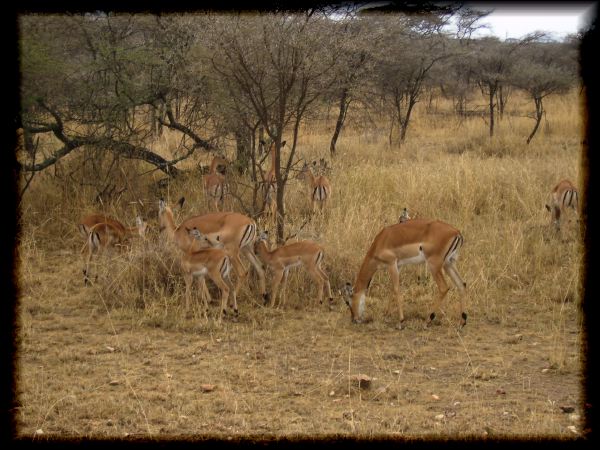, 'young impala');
181,227,235,319
254,231,333,309
545,179,579,231
203,155,229,212
297,160,331,213
341,218,467,328
82,216,147,285
158,199,268,305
